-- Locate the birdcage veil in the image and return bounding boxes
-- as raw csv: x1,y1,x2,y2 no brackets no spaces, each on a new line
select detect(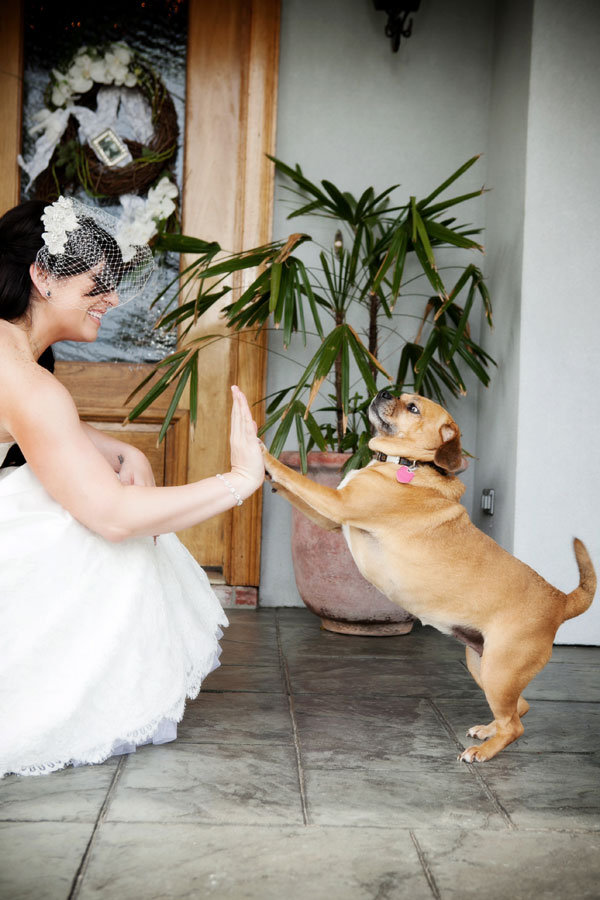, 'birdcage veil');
34,196,155,309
